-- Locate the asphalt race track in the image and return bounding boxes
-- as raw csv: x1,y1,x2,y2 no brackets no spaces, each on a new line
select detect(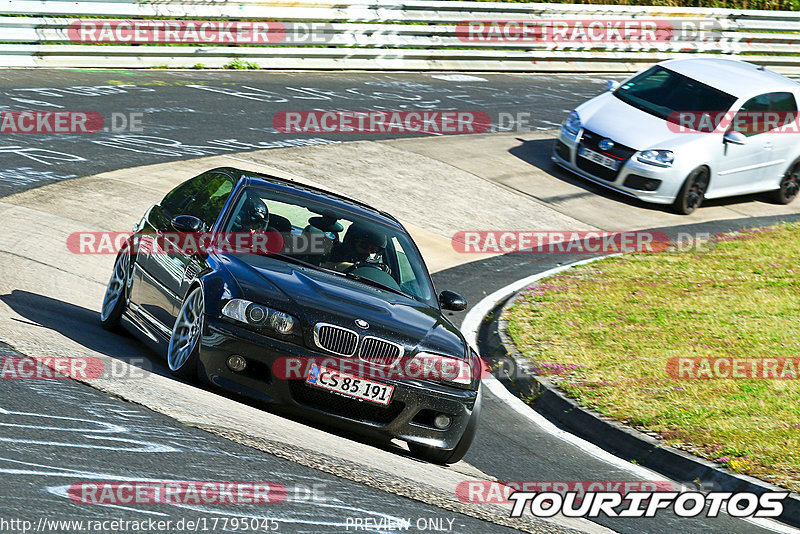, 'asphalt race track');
0,347,522,534
1,70,799,534
0,70,605,196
